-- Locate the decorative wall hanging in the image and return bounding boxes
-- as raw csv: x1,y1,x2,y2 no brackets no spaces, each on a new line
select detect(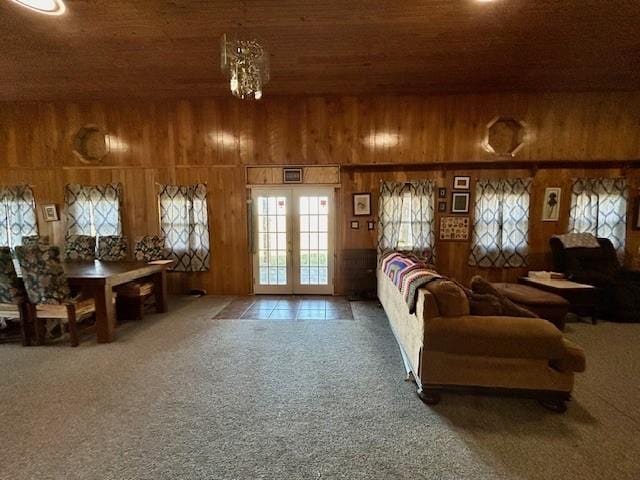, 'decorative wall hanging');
72,125,109,164
440,216,469,241
352,193,372,216
350,220,360,230
283,168,303,183
220,33,270,100
451,192,470,213
542,187,561,221
482,116,527,157
453,176,470,190
42,204,59,222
